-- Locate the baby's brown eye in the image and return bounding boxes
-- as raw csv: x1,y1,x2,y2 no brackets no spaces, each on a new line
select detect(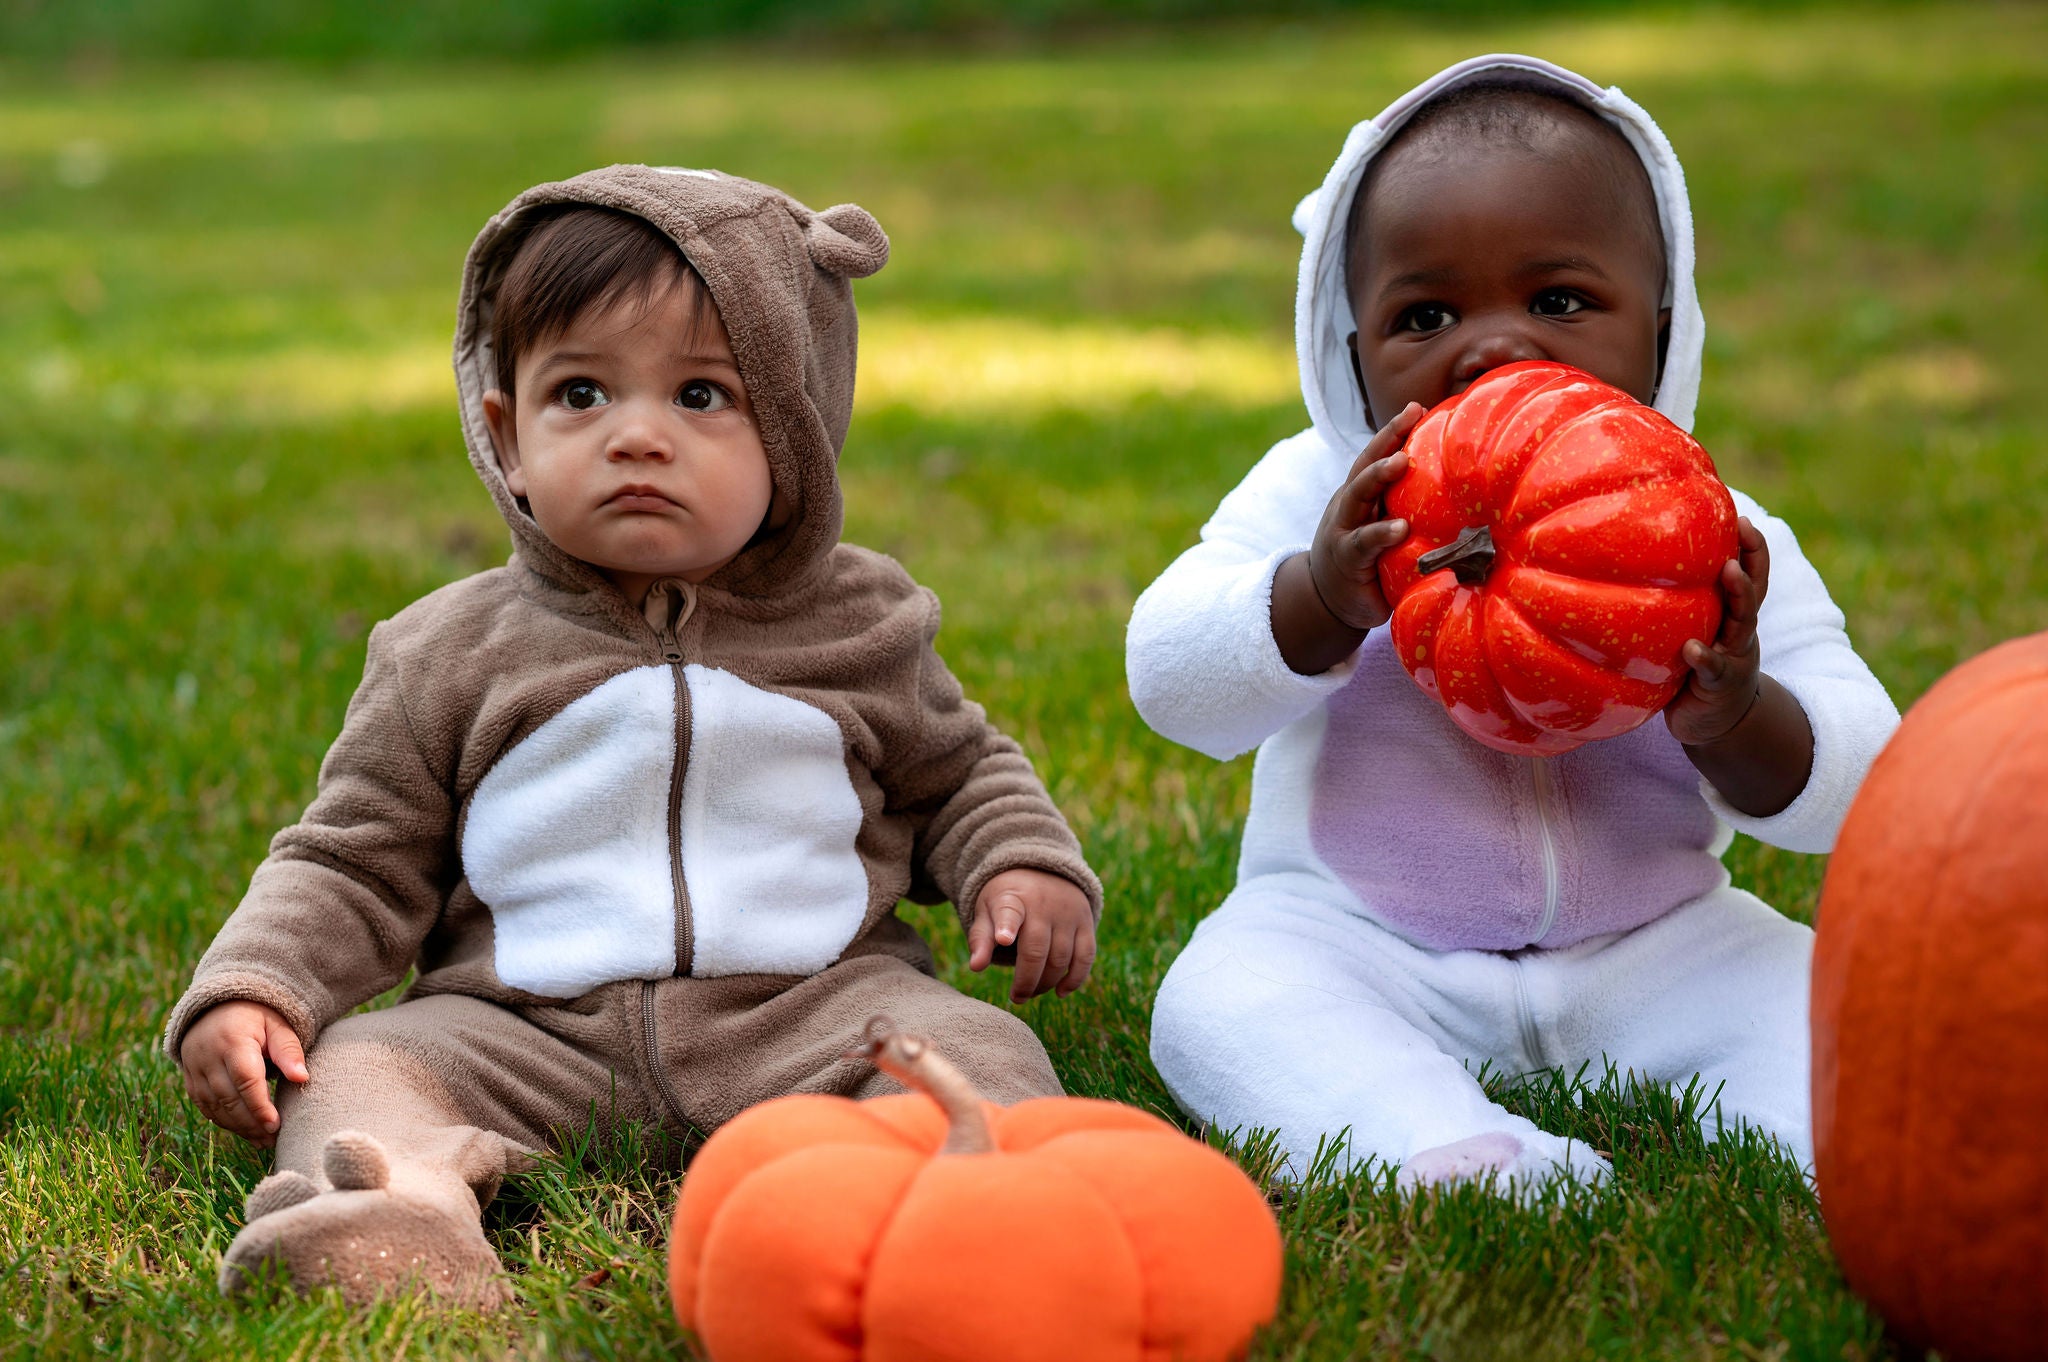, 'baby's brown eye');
560,380,608,410
677,380,732,413
1397,304,1455,334
1532,290,1588,318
